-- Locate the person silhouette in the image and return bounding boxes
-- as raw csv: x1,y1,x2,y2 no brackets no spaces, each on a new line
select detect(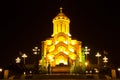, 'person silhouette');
48,63,51,74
